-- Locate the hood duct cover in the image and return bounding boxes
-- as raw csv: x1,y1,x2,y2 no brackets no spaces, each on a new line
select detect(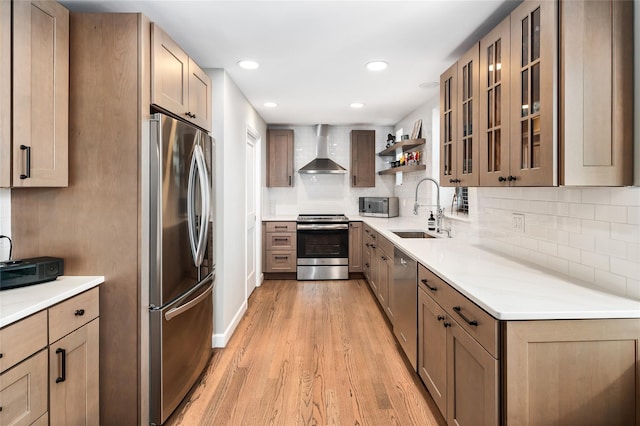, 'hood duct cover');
298,124,347,174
